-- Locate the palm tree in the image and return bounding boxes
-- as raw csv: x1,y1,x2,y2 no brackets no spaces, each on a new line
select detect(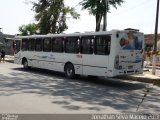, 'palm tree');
80,0,124,31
